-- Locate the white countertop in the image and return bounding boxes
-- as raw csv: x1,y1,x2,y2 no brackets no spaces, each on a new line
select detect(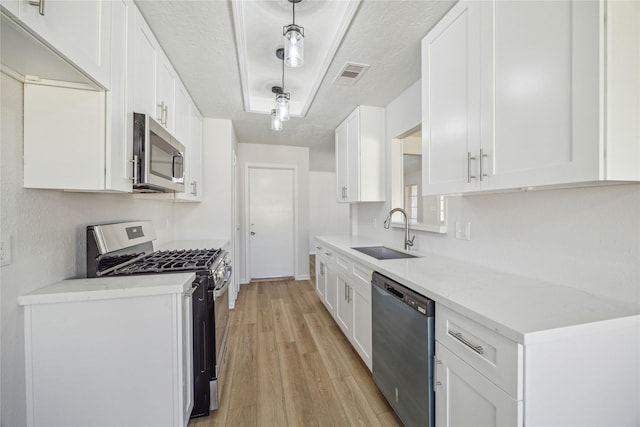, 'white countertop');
155,239,230,252
18,273,195,306
316,235,640,345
